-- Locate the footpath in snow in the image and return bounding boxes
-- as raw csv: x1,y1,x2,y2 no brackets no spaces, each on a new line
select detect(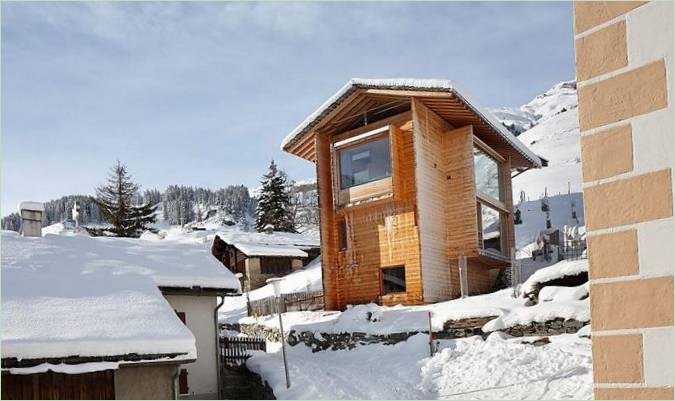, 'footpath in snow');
247,332,592,400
